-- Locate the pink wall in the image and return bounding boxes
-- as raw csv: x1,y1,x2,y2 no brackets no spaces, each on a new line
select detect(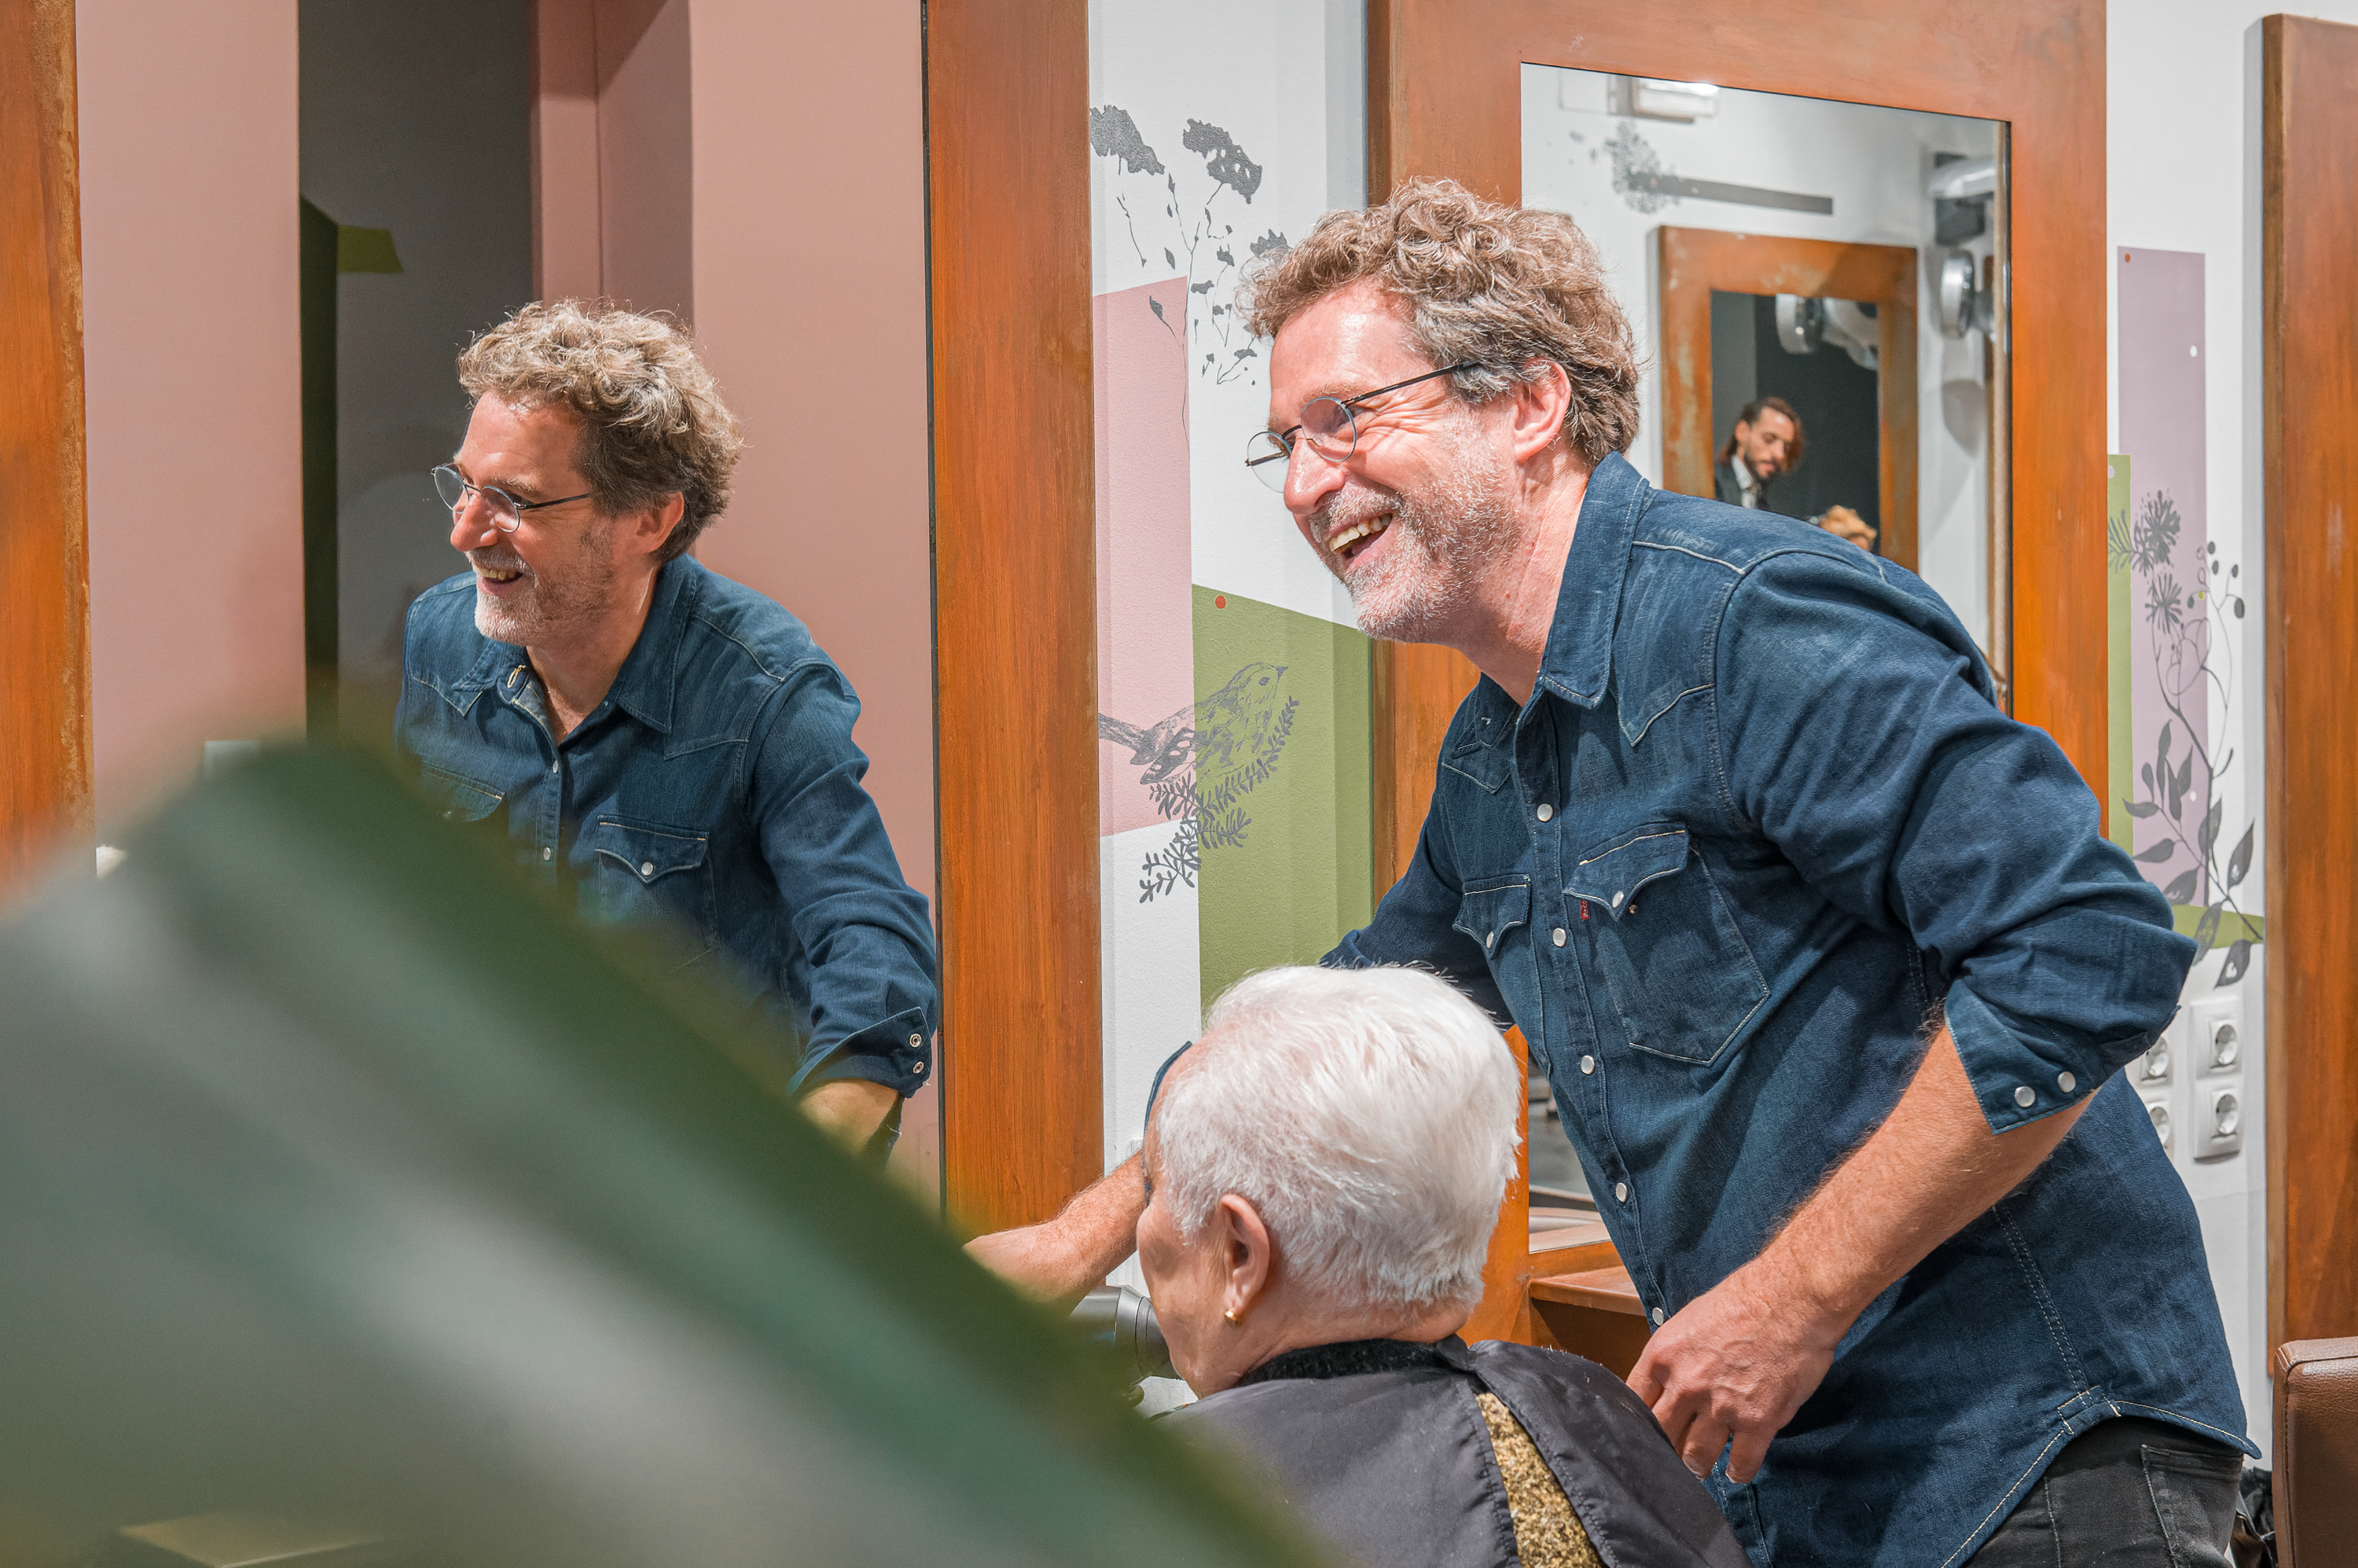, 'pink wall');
78,0,306,834
531,0,938,1184
530,0,693,318
687,0,937,1186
